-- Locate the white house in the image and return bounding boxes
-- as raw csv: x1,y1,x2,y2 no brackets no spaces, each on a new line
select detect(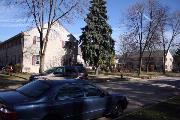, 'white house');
0,22,78,73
